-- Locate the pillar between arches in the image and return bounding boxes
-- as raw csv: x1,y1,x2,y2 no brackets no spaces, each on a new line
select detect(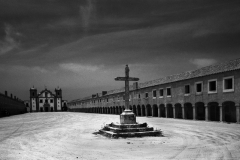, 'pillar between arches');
220,105,225,122
165,106,168,118
193,105,196,120
236,104,240,124
173,106,176,119
181,105,185,119
136,106,139,116
205,105,209,121
157,106,161,118
145,106,148,117
152,106,154,117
